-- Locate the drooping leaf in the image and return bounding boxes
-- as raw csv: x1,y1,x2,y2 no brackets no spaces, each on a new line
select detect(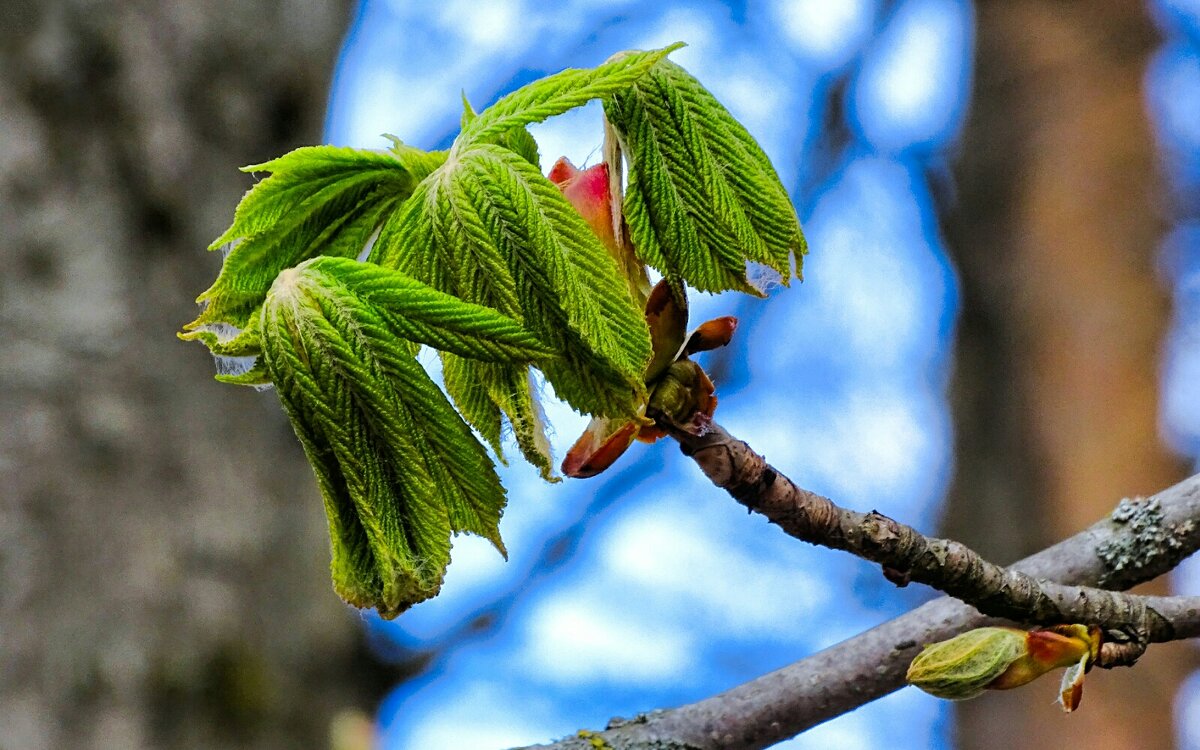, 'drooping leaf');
604,59,807,295
186,145,445,332
372,144,653,475
373,161,548,472
443,355,556,481
456,44,683,147
317,255,559,480
256,259,546,616
301,256,552,363
262,277,449,615
439,354,505,457
458,146,652,413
